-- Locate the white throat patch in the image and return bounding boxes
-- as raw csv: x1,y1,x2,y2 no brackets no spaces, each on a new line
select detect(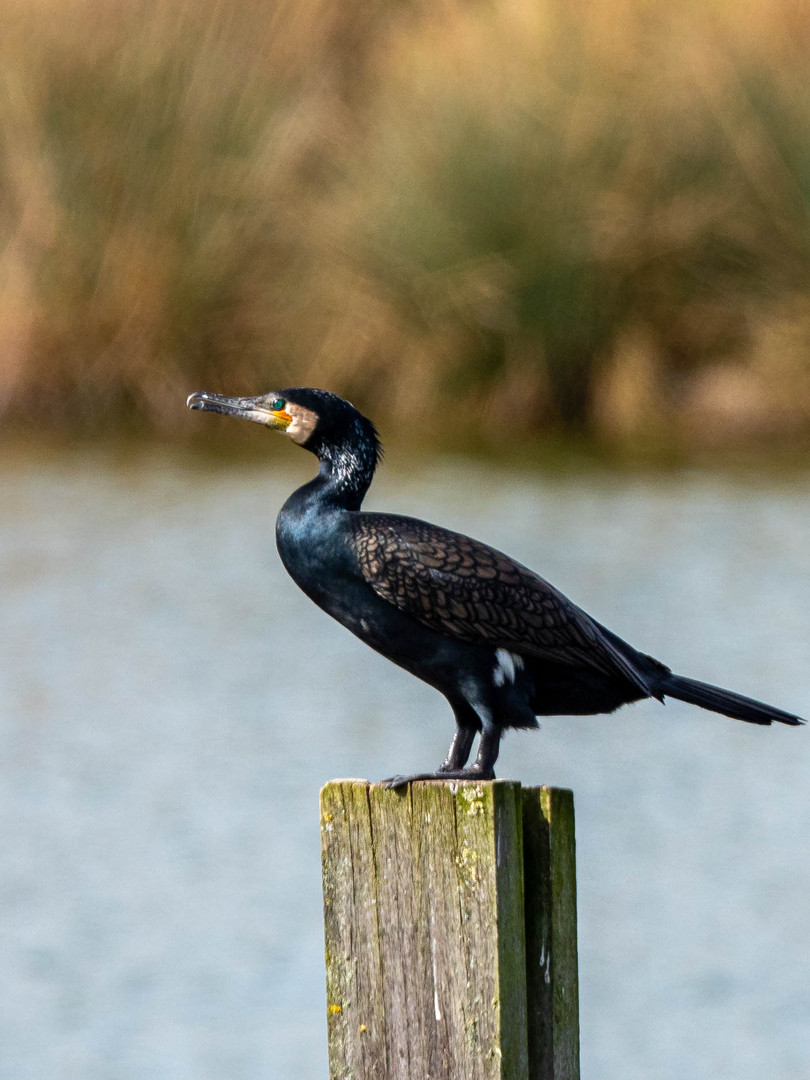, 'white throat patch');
285,403,319,445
